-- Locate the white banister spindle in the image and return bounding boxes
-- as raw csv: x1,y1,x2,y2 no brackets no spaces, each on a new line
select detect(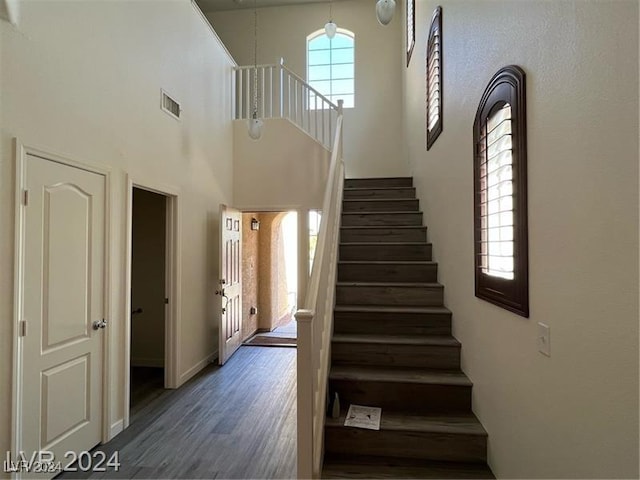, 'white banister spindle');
237,69,243,119
260,67,265,119
246,68,251,119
